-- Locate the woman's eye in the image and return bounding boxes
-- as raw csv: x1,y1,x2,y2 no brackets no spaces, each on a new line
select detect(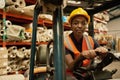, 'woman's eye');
82,22,85,25
73,23,78,25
